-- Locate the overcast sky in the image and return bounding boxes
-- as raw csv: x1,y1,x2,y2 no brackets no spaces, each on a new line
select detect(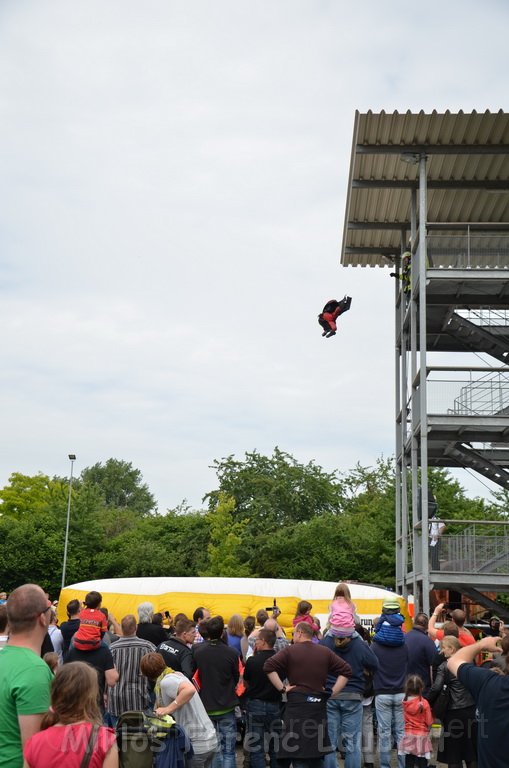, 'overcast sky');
1,1,508,511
